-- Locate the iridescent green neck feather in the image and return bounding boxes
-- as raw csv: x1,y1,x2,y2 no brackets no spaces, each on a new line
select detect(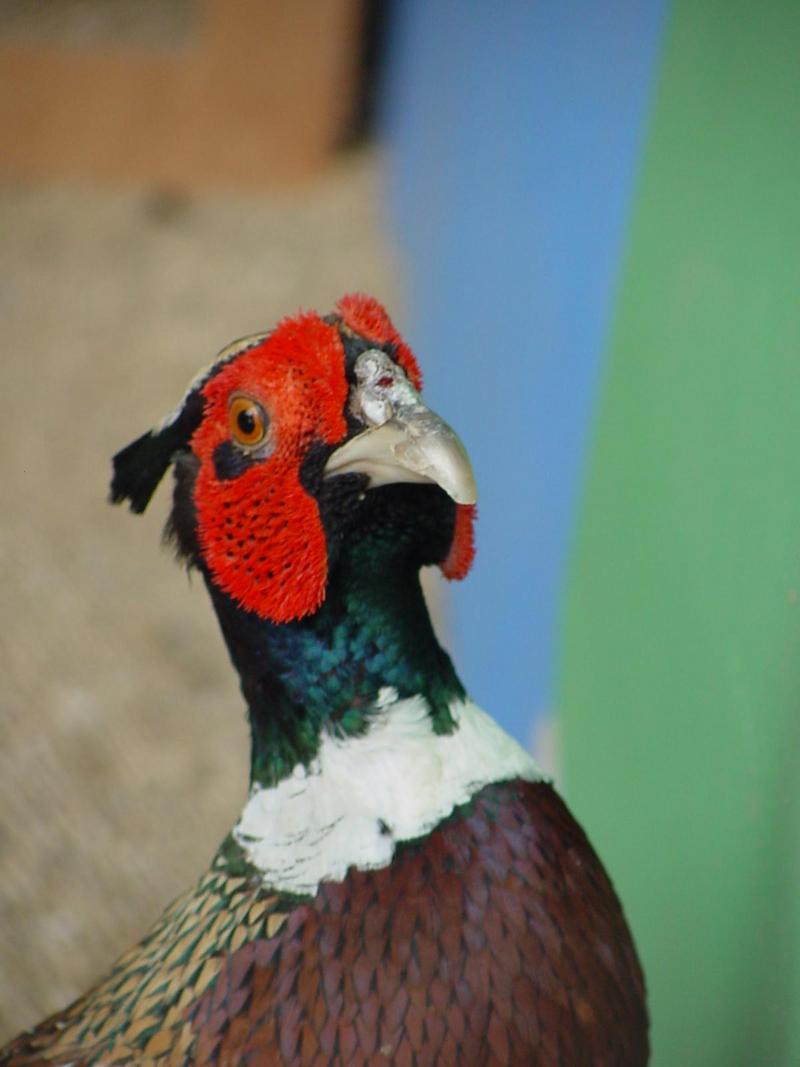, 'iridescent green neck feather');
207,483,465,789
